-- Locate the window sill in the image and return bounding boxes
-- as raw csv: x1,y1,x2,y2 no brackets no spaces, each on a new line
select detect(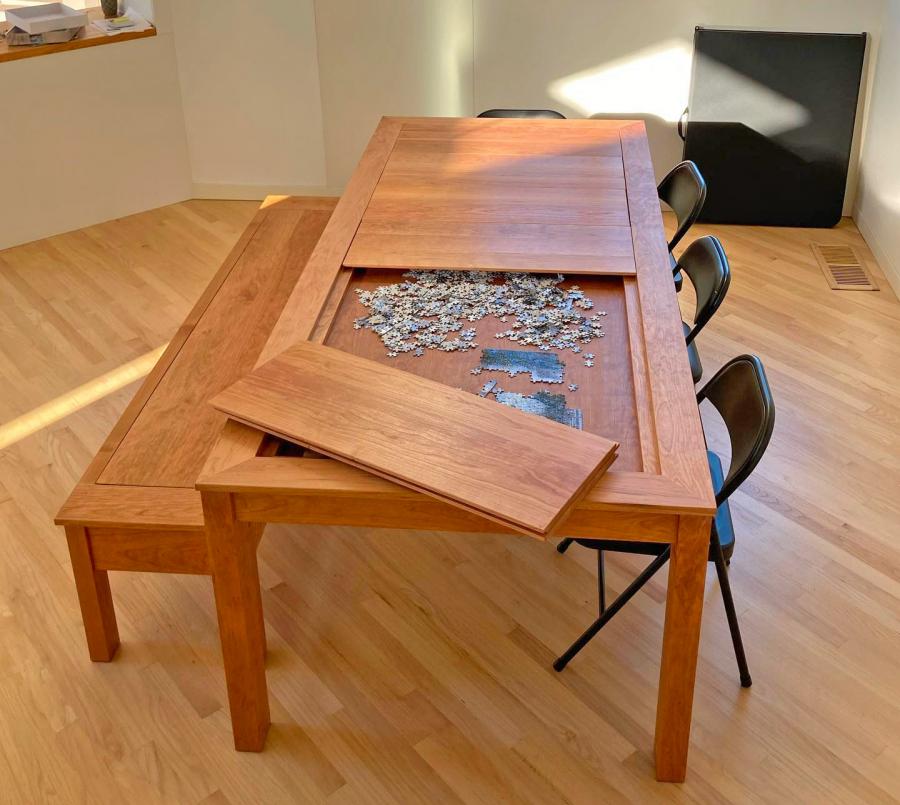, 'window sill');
0,7,155,64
